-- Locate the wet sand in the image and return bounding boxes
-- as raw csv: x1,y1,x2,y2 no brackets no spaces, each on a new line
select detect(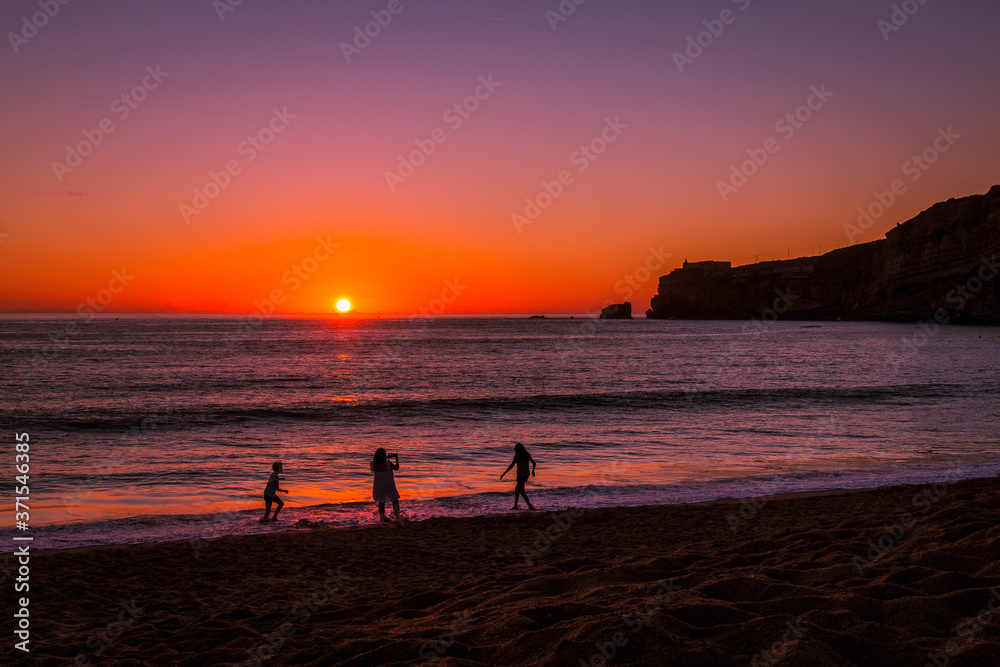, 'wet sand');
5,477,1000,666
